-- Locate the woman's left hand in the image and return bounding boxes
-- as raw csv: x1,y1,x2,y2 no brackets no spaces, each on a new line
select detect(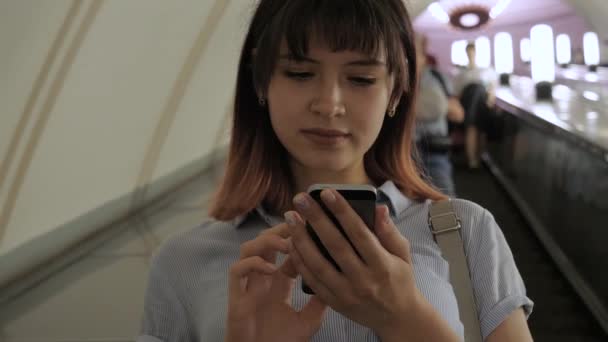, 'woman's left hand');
285,189,424,338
